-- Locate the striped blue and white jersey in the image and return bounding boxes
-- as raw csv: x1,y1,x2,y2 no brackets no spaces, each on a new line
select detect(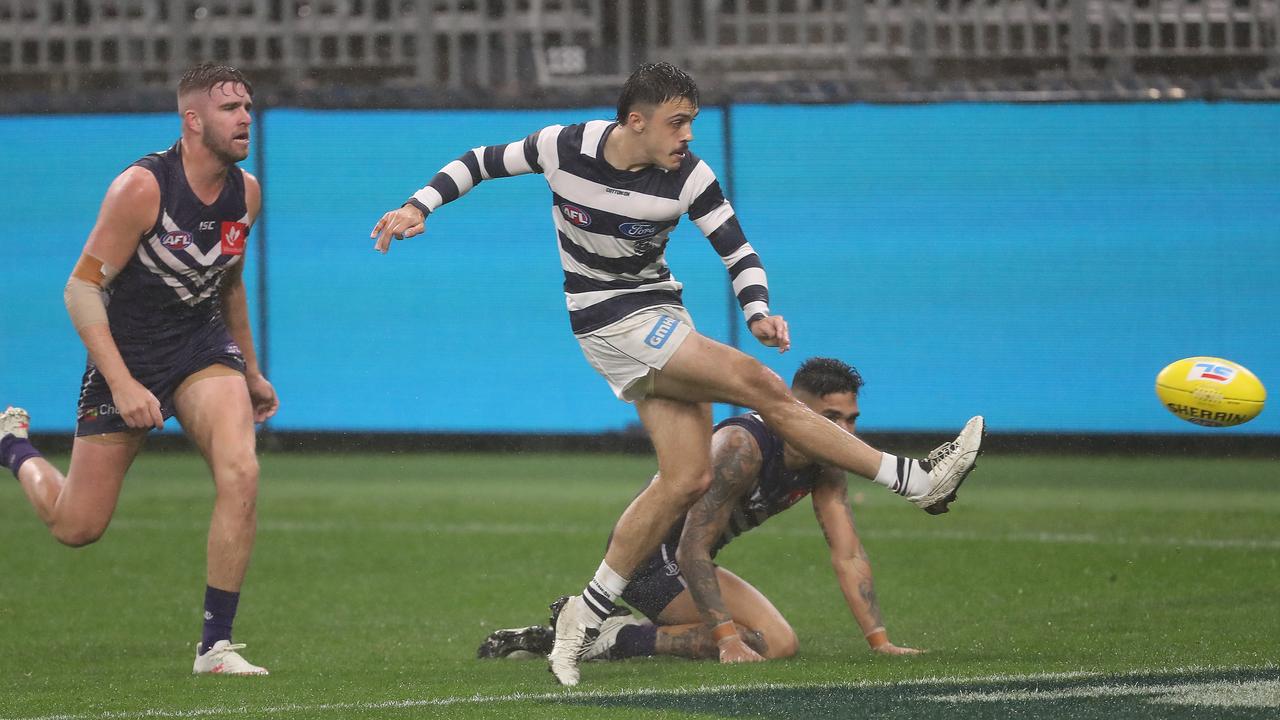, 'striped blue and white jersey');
108,140,250,346
406,120,771,335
